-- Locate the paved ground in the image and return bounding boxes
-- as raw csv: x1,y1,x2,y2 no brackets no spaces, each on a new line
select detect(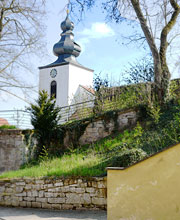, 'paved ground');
0,207,107,220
